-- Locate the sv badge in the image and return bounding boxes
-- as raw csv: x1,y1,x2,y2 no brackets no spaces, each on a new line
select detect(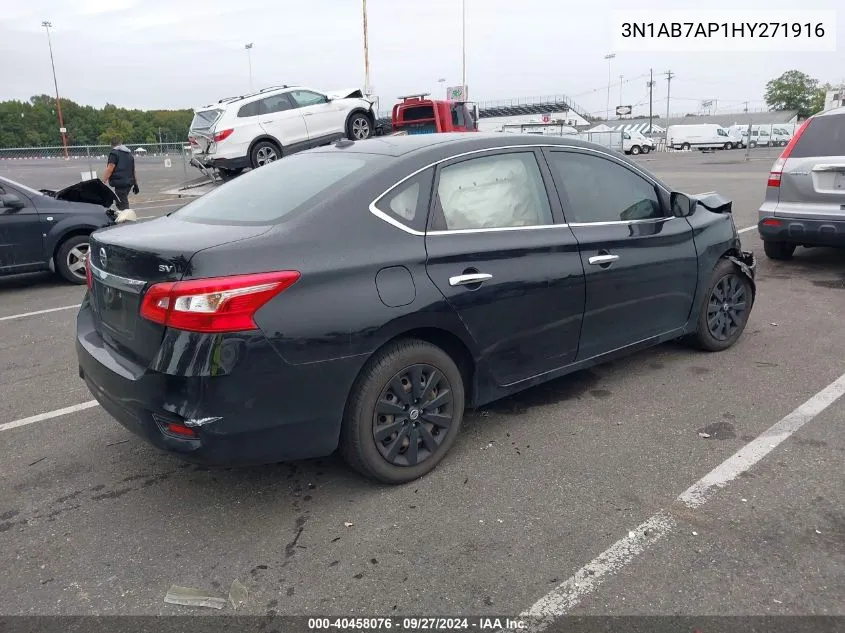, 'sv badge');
158,264,174,273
